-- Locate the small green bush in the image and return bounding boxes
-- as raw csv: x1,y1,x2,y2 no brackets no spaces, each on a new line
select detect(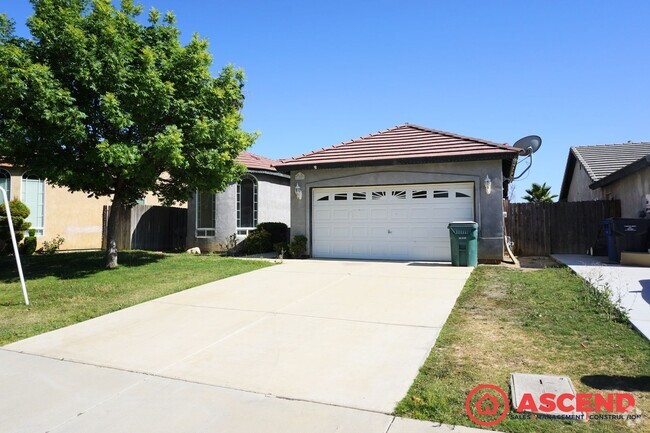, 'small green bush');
0,199,30,219
289,235,308,259
256,222,288,245
243,229,272,255
21,236,37,256
41,235,65,255
273,241,290,258
0,199,31,254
